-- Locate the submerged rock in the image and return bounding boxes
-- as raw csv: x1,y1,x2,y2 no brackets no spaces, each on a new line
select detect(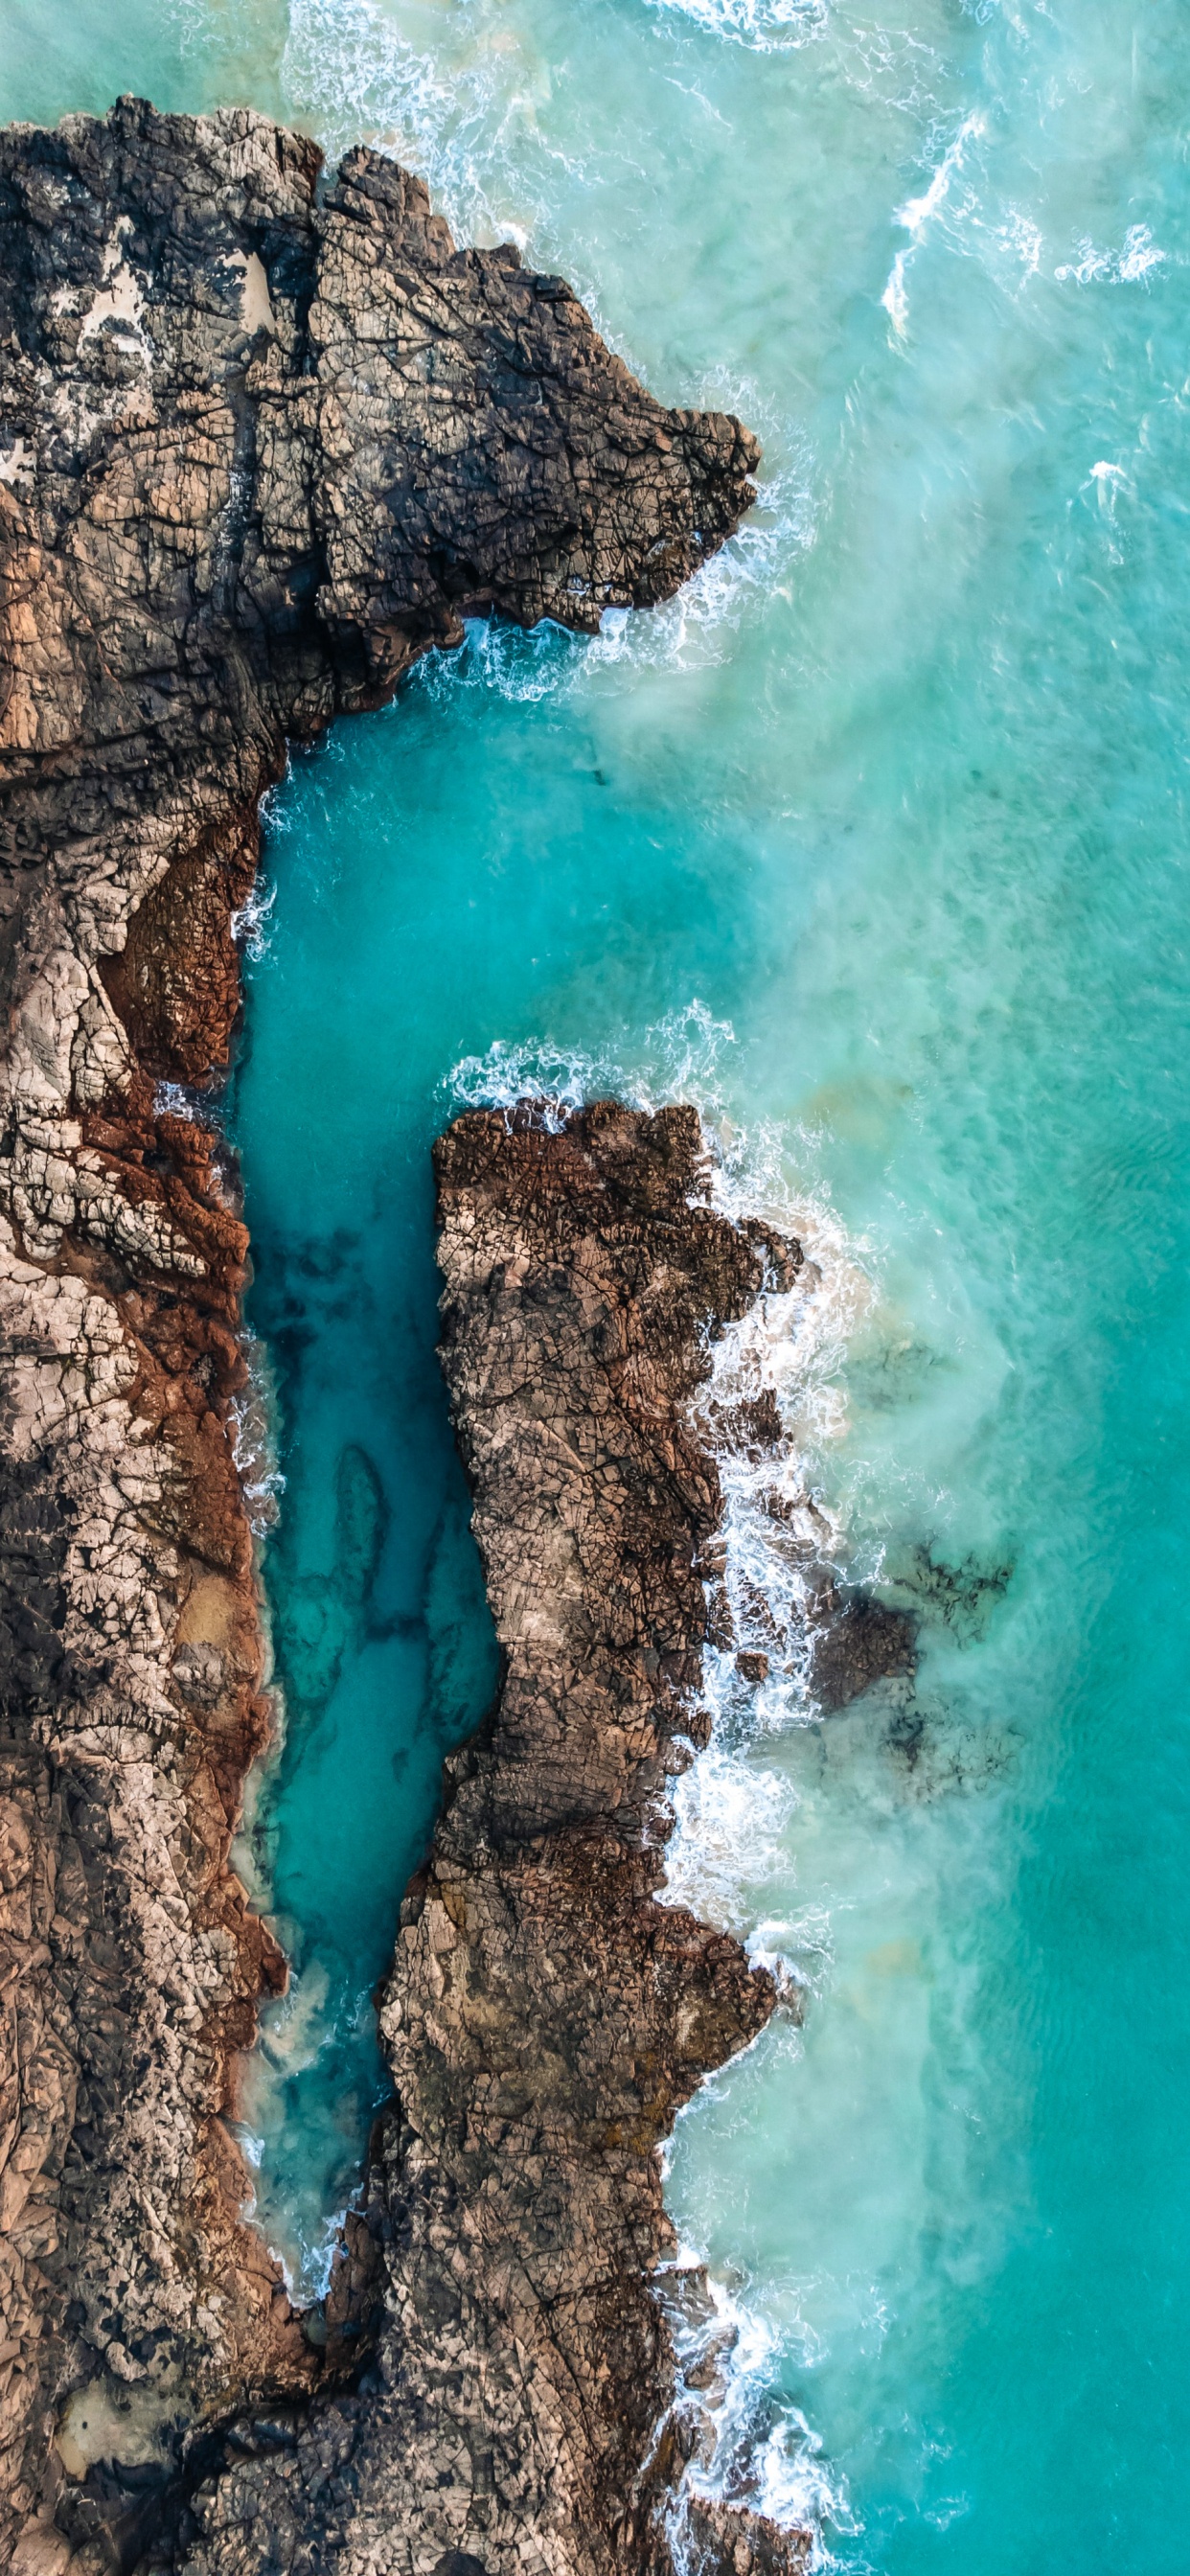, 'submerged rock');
0,90,770,2576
